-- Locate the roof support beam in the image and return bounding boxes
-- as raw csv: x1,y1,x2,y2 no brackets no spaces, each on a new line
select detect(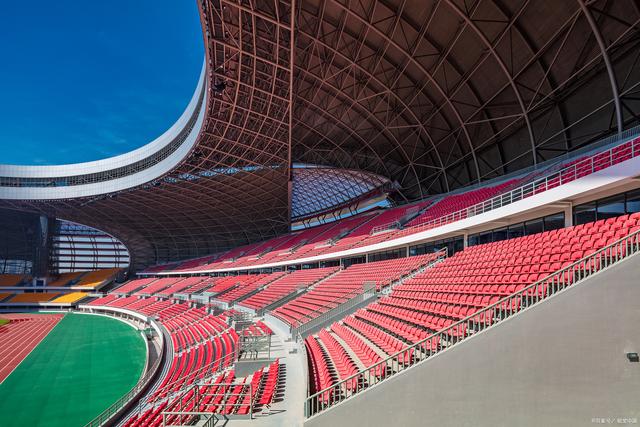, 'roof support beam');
577,0,624,135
